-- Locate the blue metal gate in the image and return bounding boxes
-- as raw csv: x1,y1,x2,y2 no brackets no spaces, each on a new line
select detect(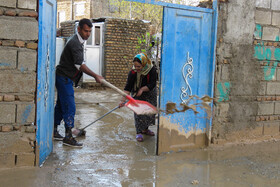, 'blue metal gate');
158,5,217,154
36,0,57,165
